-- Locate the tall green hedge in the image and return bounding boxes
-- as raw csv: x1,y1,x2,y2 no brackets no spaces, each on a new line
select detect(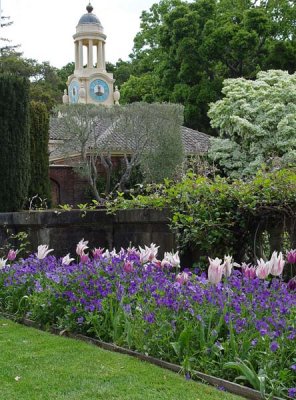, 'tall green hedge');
28,101,51,205
0,74,30,211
